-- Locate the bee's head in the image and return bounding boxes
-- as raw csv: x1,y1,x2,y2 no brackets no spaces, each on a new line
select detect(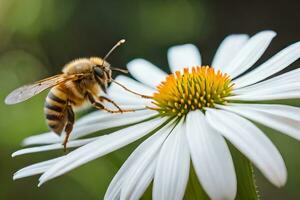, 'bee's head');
92,63,112,93
90,39,127,93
